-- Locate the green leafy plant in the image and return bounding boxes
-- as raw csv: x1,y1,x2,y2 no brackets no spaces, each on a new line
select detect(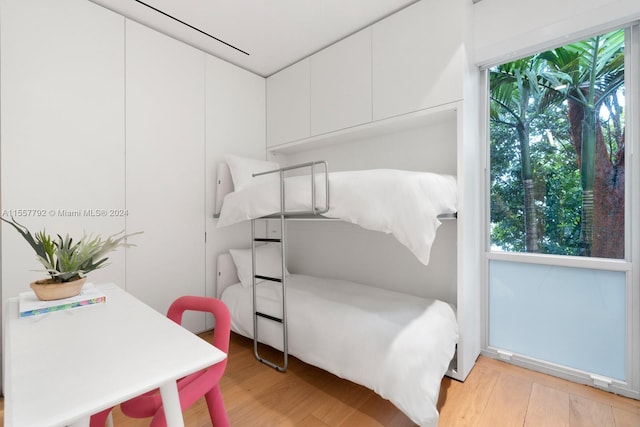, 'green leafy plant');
1,217,142,283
